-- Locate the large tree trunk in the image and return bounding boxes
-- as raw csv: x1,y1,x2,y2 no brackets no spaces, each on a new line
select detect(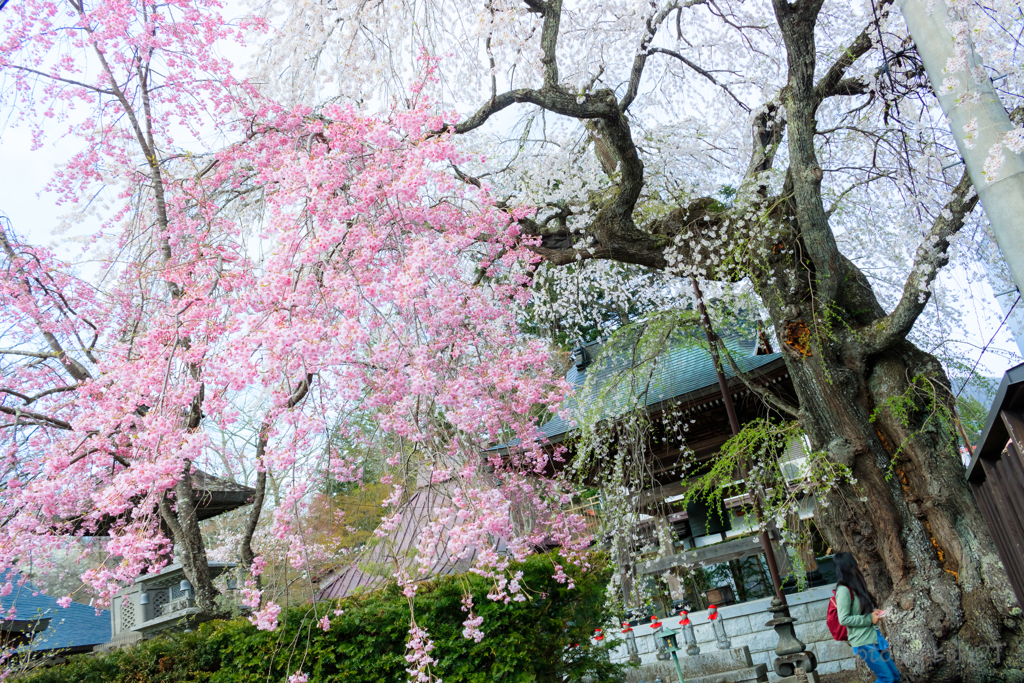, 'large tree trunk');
755,2,1024,677
158,463,221,615
758,280,1024,681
